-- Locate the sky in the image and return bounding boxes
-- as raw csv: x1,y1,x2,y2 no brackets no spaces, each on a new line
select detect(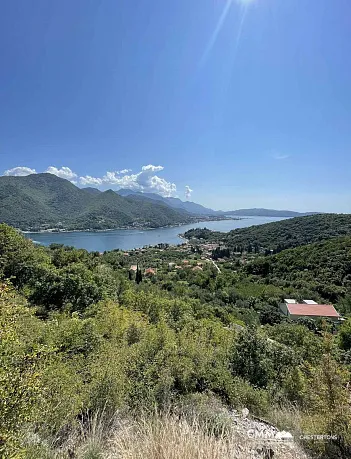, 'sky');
1,0,351,212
